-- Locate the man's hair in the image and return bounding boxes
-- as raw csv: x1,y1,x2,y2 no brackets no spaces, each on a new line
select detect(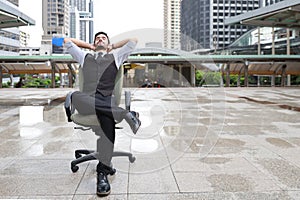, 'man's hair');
94,31,110,44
